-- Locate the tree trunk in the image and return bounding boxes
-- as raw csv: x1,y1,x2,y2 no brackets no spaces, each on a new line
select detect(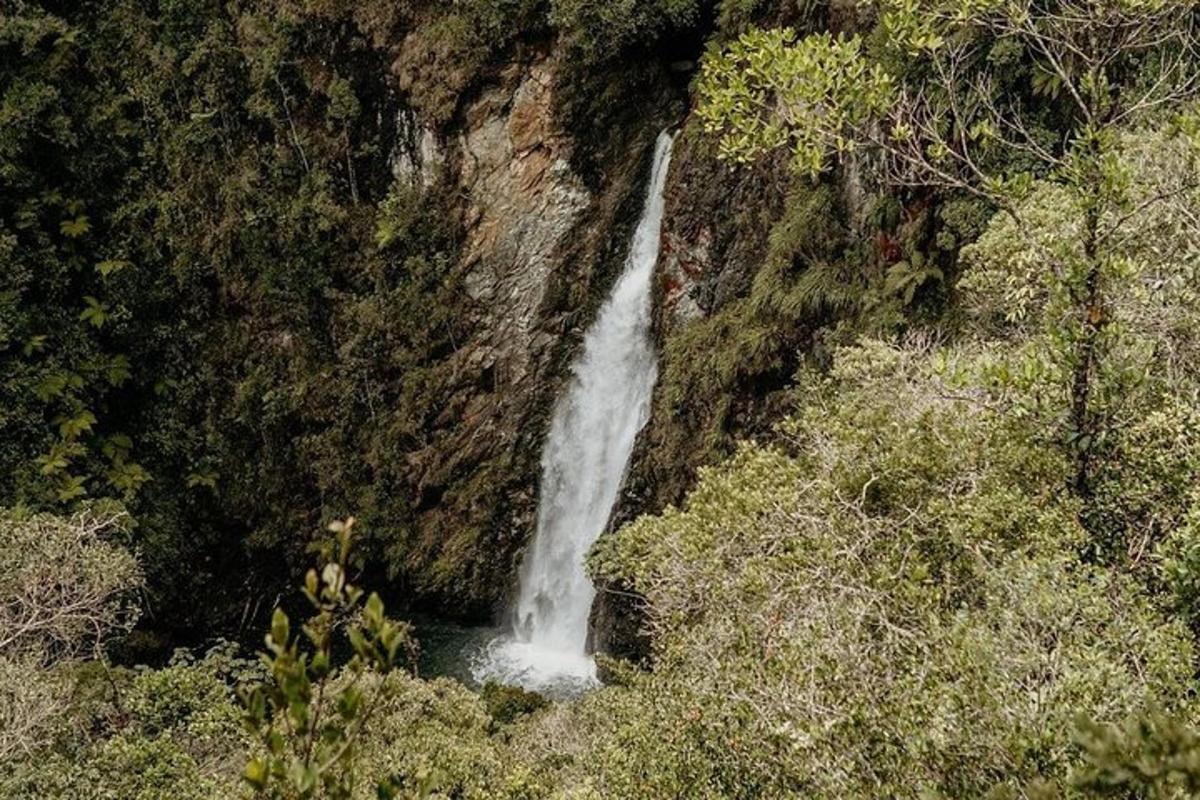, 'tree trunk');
1070,204,1103,499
